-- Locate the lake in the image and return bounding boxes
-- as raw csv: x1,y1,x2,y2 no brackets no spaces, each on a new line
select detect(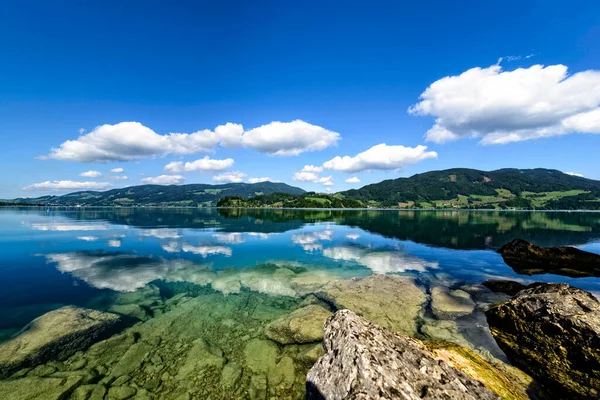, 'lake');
1,207,600,398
